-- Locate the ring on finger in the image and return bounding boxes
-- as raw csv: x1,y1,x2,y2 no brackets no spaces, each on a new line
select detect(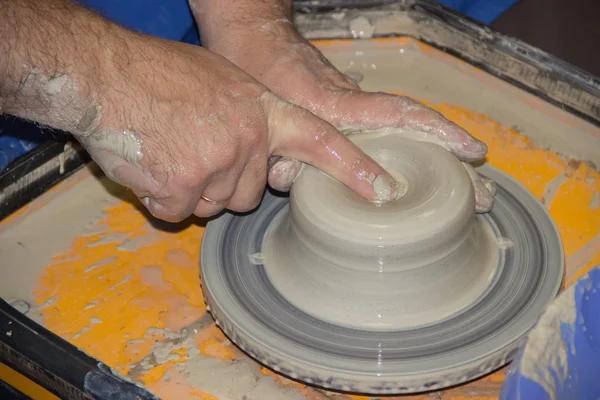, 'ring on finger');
200,195,231,206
